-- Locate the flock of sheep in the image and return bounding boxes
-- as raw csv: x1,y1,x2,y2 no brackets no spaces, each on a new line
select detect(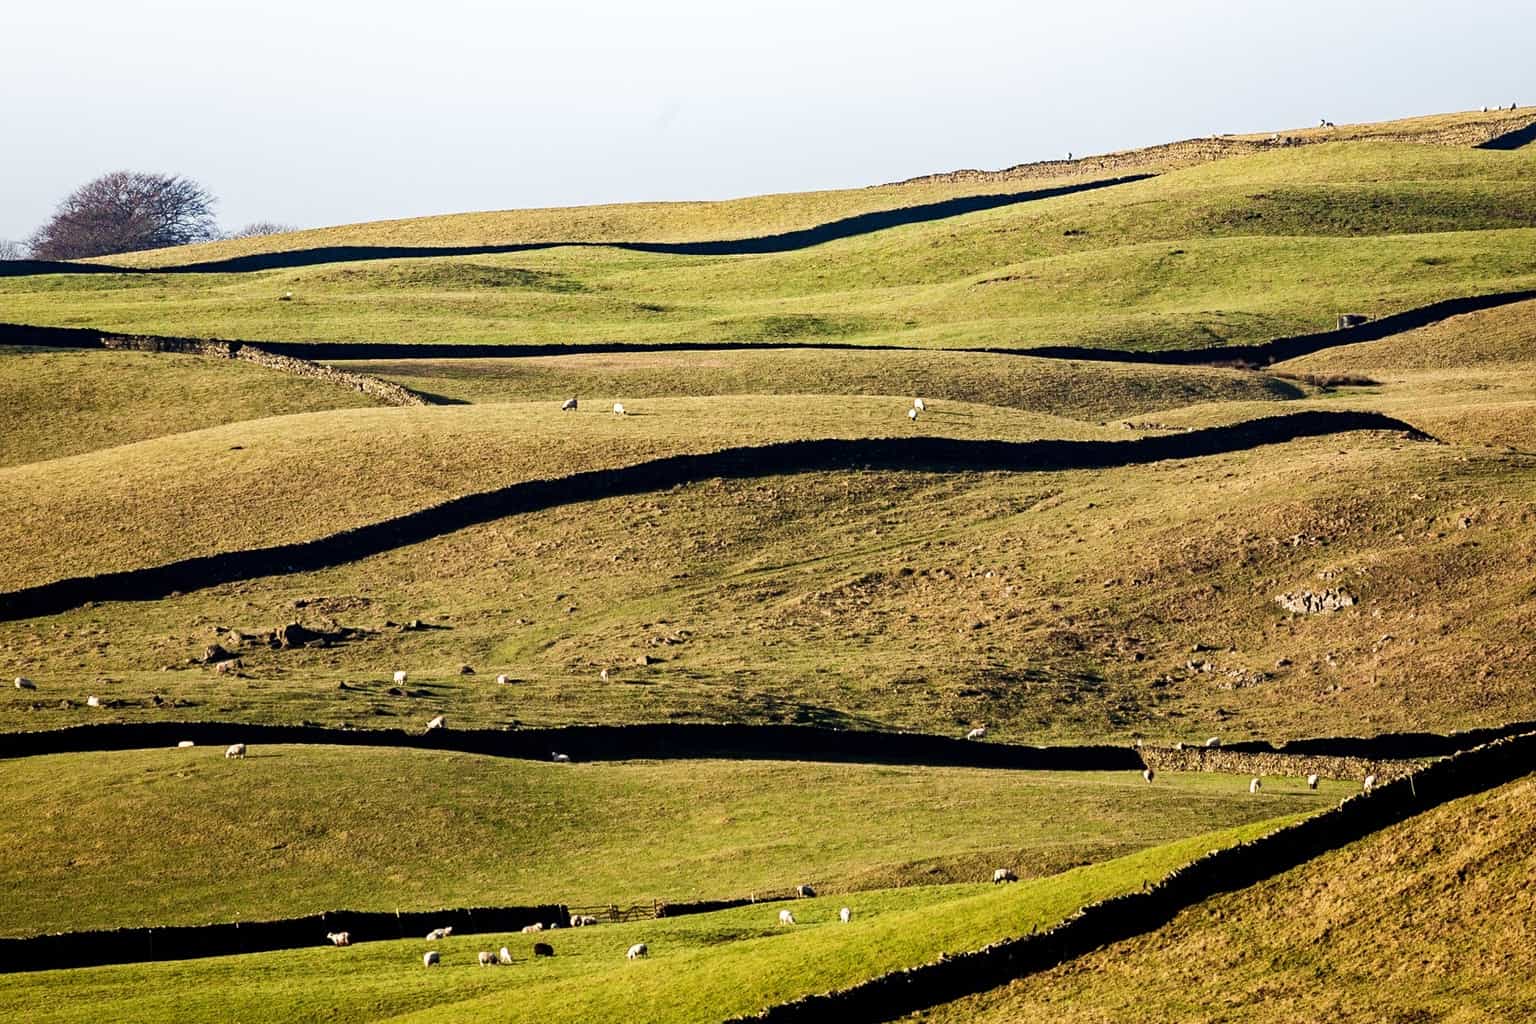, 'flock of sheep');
555,396,931,419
